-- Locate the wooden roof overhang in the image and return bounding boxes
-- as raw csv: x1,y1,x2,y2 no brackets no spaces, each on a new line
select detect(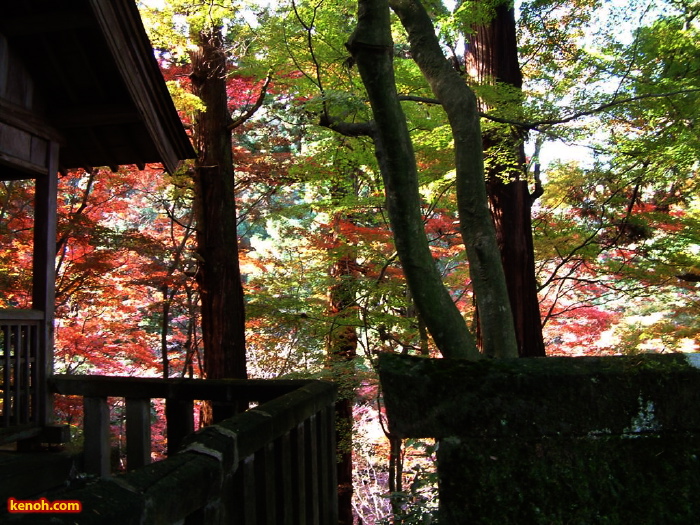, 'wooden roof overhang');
0,0,195,178
0,1,194,439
